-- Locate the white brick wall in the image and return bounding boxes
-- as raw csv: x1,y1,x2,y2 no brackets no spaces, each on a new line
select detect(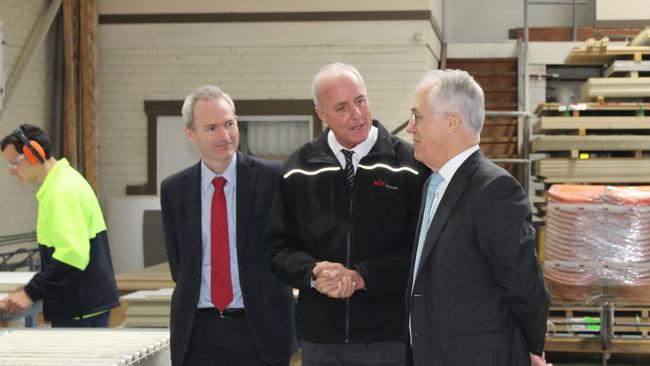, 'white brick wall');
99,24,438,200
0,0,54,236
0,10,440,239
